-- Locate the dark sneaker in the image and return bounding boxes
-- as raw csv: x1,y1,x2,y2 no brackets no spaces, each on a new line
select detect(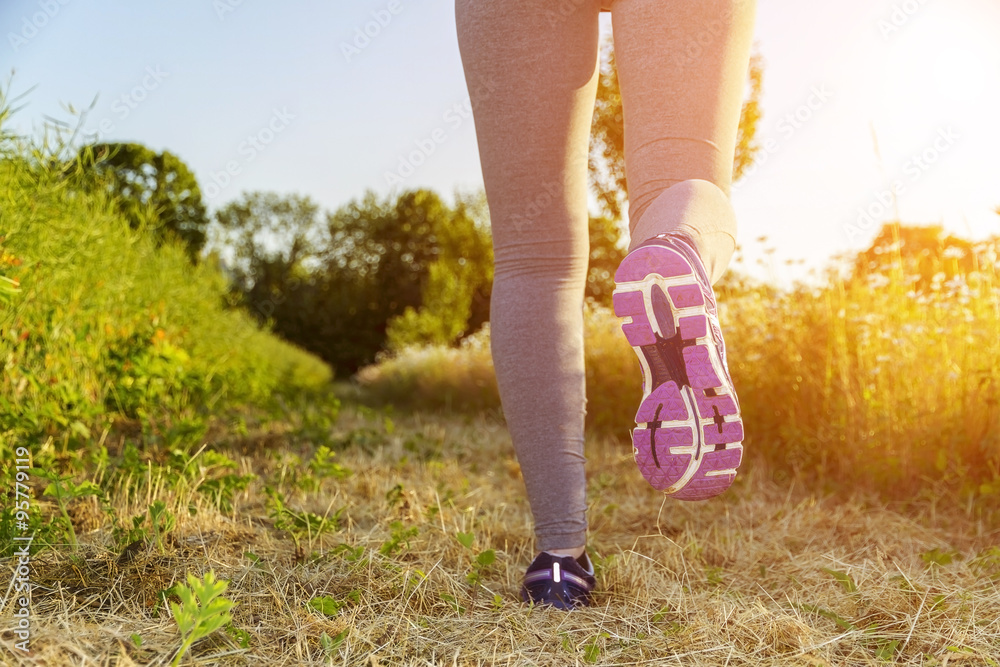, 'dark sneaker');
520,551,595,610
612,232,743,500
